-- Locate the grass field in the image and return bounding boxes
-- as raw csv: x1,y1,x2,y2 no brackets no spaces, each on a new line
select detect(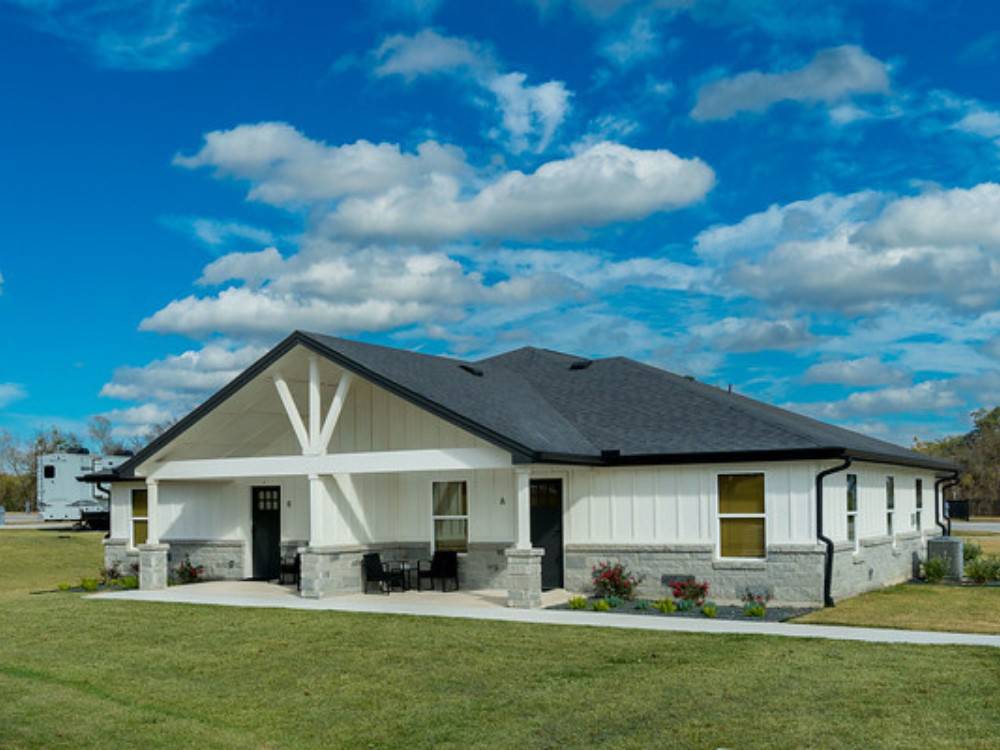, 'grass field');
794,583,1000,635
956,530,1000,556
2,530,1000,749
